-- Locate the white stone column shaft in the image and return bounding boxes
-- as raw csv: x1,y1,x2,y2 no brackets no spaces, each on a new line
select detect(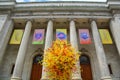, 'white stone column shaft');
91,20,112,80
70,20,82,80
41,20,53,79
110,18,120,56
44,20,53,50
11,21,32,80
0,15,13,65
